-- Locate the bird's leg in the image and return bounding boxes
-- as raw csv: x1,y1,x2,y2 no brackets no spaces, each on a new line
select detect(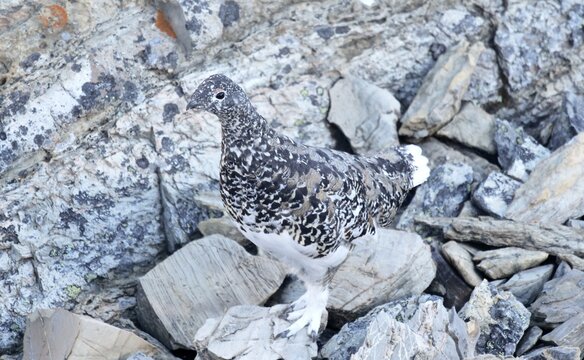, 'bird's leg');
277,282,329,341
